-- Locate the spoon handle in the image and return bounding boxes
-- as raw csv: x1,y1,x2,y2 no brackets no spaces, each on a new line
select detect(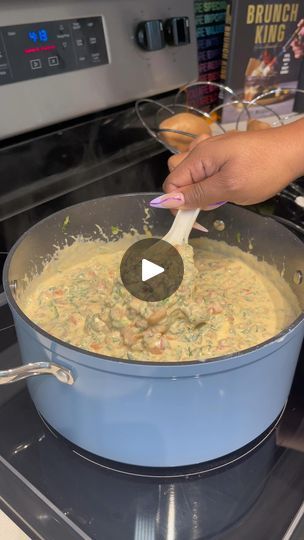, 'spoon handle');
163,208,200,245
